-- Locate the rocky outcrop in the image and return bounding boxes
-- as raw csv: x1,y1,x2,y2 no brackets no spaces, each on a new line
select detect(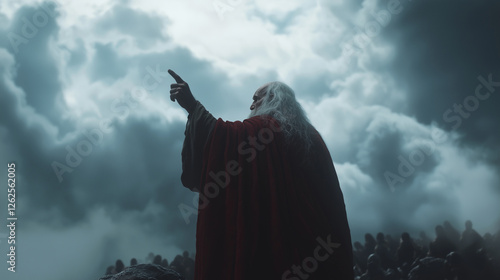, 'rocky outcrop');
99,264,184,280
